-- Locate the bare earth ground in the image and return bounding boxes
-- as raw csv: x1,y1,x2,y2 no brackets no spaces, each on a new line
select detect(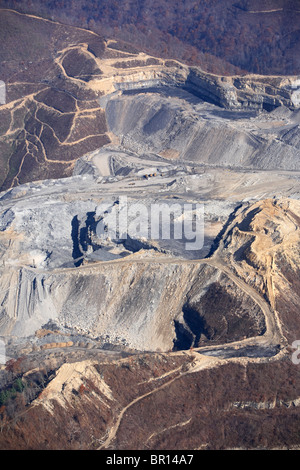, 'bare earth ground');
0,8,300,451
